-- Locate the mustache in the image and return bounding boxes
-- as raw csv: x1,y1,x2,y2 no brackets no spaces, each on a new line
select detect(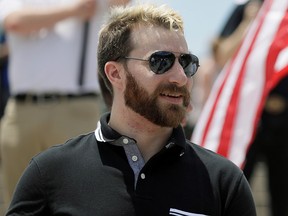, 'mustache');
155,83,191,106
